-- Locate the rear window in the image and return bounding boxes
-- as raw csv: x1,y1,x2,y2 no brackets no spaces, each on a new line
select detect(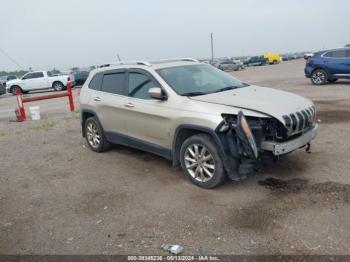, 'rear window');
101,72,126,95
324,50,348,58
88,73,102,90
